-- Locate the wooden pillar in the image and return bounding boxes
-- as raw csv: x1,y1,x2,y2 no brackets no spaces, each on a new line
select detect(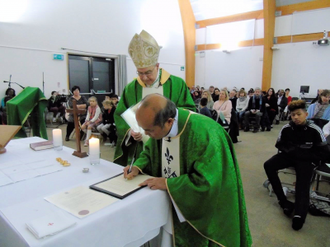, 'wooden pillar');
262,0,276,91
178,0,196,88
